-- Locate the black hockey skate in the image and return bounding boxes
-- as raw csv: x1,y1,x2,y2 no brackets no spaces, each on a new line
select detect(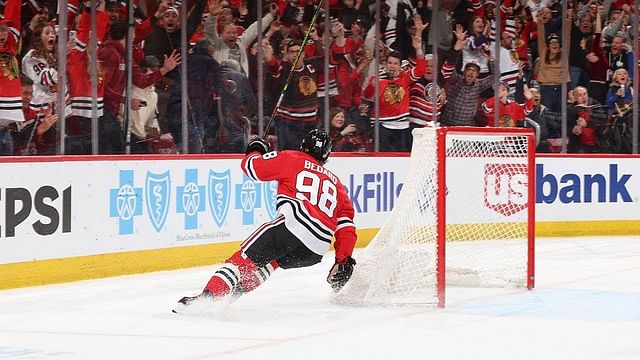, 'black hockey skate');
172,290,214,314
